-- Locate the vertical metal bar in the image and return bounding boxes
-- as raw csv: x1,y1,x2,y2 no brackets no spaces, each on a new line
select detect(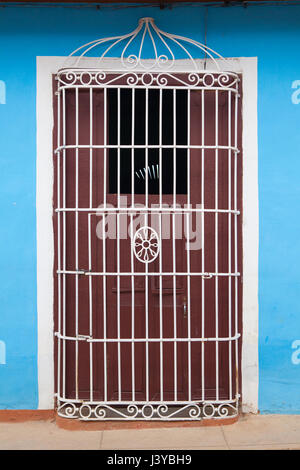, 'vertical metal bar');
158,89,163,401
88,213,93,401
172,211,177,402
145,88,149,212
117,212,121,401
173,89,176,209
215,89,219,402
104,88,107,209
234,90,239,400
130,213,135,402
62,88,66,399
117,88,121,401
102,211,107,402
187,89,191,402
89,88,93,208
159,88,162,210
159,212,163,401
89,88,93,402
117,88,121,208
103,87,108,402
228,90,232,401
201,88,205,401
172,89,177,401
131,88,135,209
144,222,150,403
56,88,61,402
145,88,149,402
131,88,135,402
75,87,79,400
